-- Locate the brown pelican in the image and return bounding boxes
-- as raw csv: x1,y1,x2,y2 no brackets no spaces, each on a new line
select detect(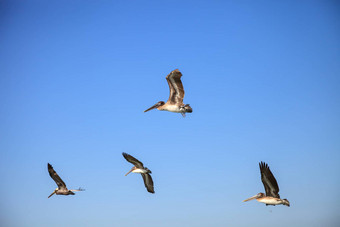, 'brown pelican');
47,163,84,198
144,69,193,117
243,162,290,207
122,152,154,193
